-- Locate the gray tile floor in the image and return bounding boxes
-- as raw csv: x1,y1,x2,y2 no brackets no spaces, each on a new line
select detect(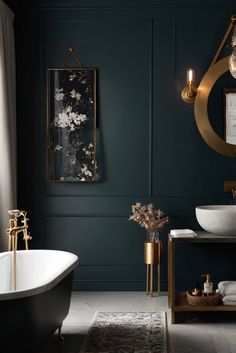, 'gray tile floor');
41,292,236,353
